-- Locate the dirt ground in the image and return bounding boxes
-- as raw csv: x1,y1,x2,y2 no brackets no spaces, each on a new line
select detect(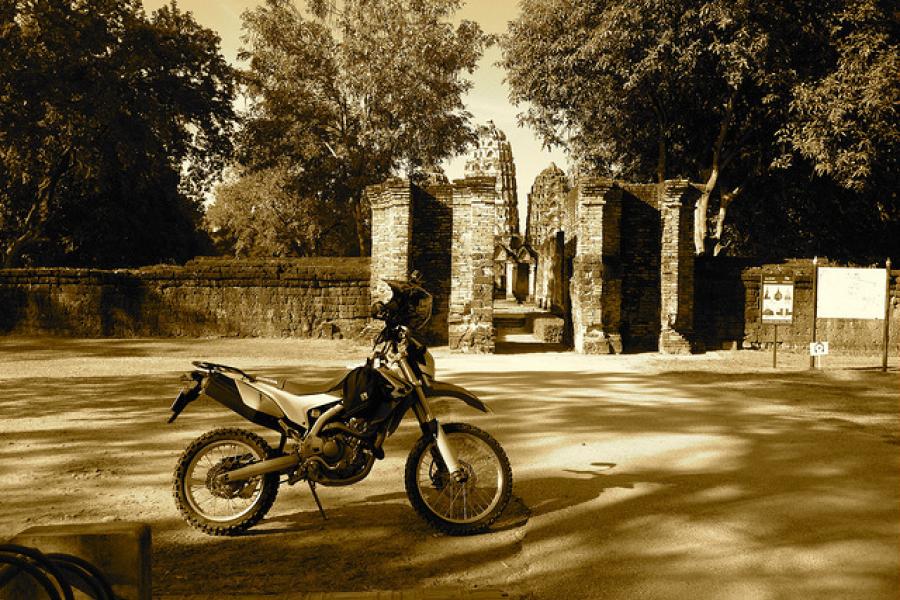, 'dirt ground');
1,337,898,600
